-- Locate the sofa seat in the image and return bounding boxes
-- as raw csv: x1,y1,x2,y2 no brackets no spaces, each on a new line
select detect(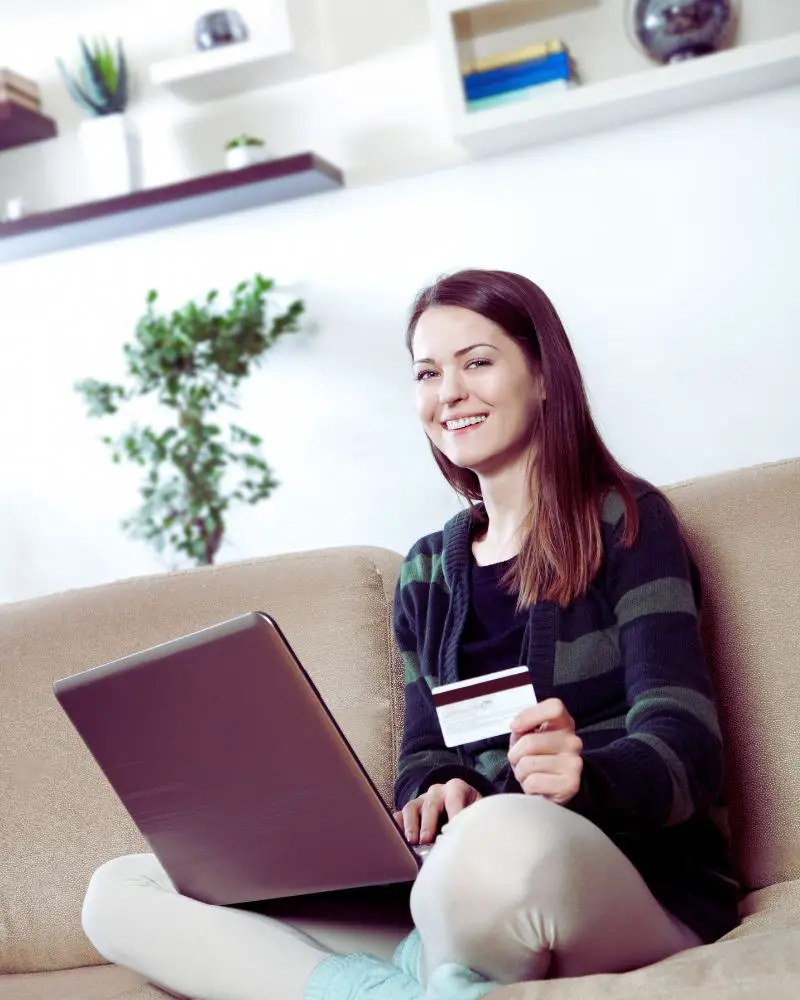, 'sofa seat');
3,881,797,1000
